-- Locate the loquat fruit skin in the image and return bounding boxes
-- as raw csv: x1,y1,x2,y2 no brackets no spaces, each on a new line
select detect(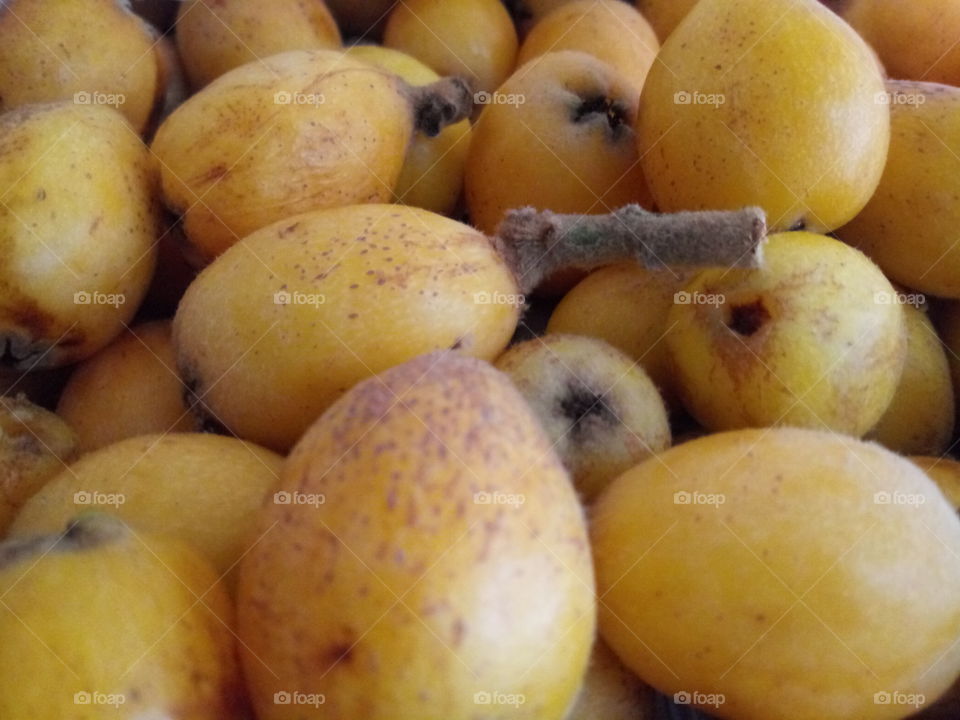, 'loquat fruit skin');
238,351,595,720
173,204,520,452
